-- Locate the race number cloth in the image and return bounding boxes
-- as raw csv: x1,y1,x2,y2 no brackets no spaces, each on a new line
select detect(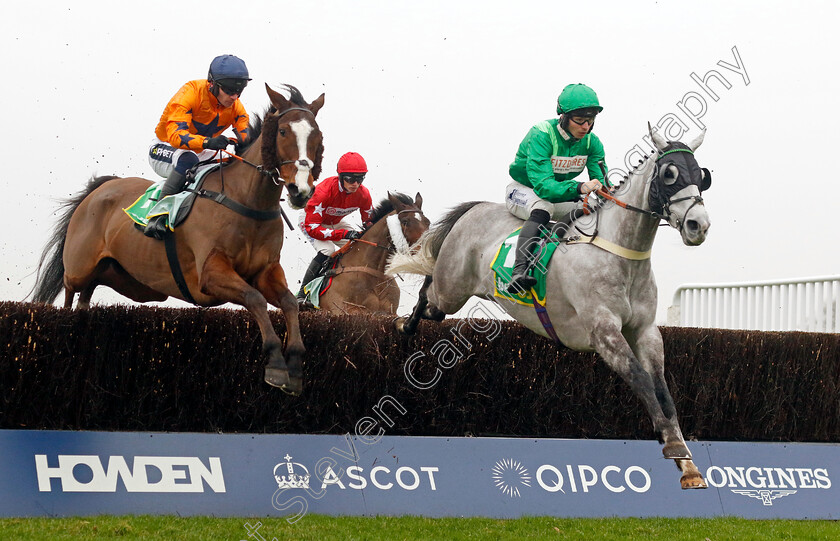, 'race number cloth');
490,228,562,306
